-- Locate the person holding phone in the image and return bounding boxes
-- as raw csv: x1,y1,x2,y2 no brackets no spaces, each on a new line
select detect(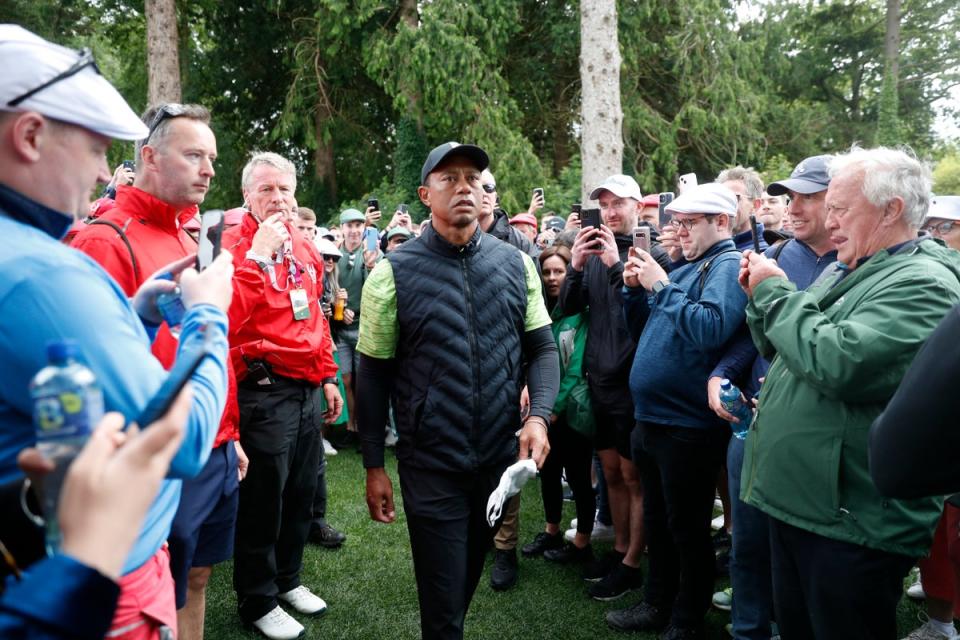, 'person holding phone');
0,26,233,640
223,152,342,640
72,101,245,640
